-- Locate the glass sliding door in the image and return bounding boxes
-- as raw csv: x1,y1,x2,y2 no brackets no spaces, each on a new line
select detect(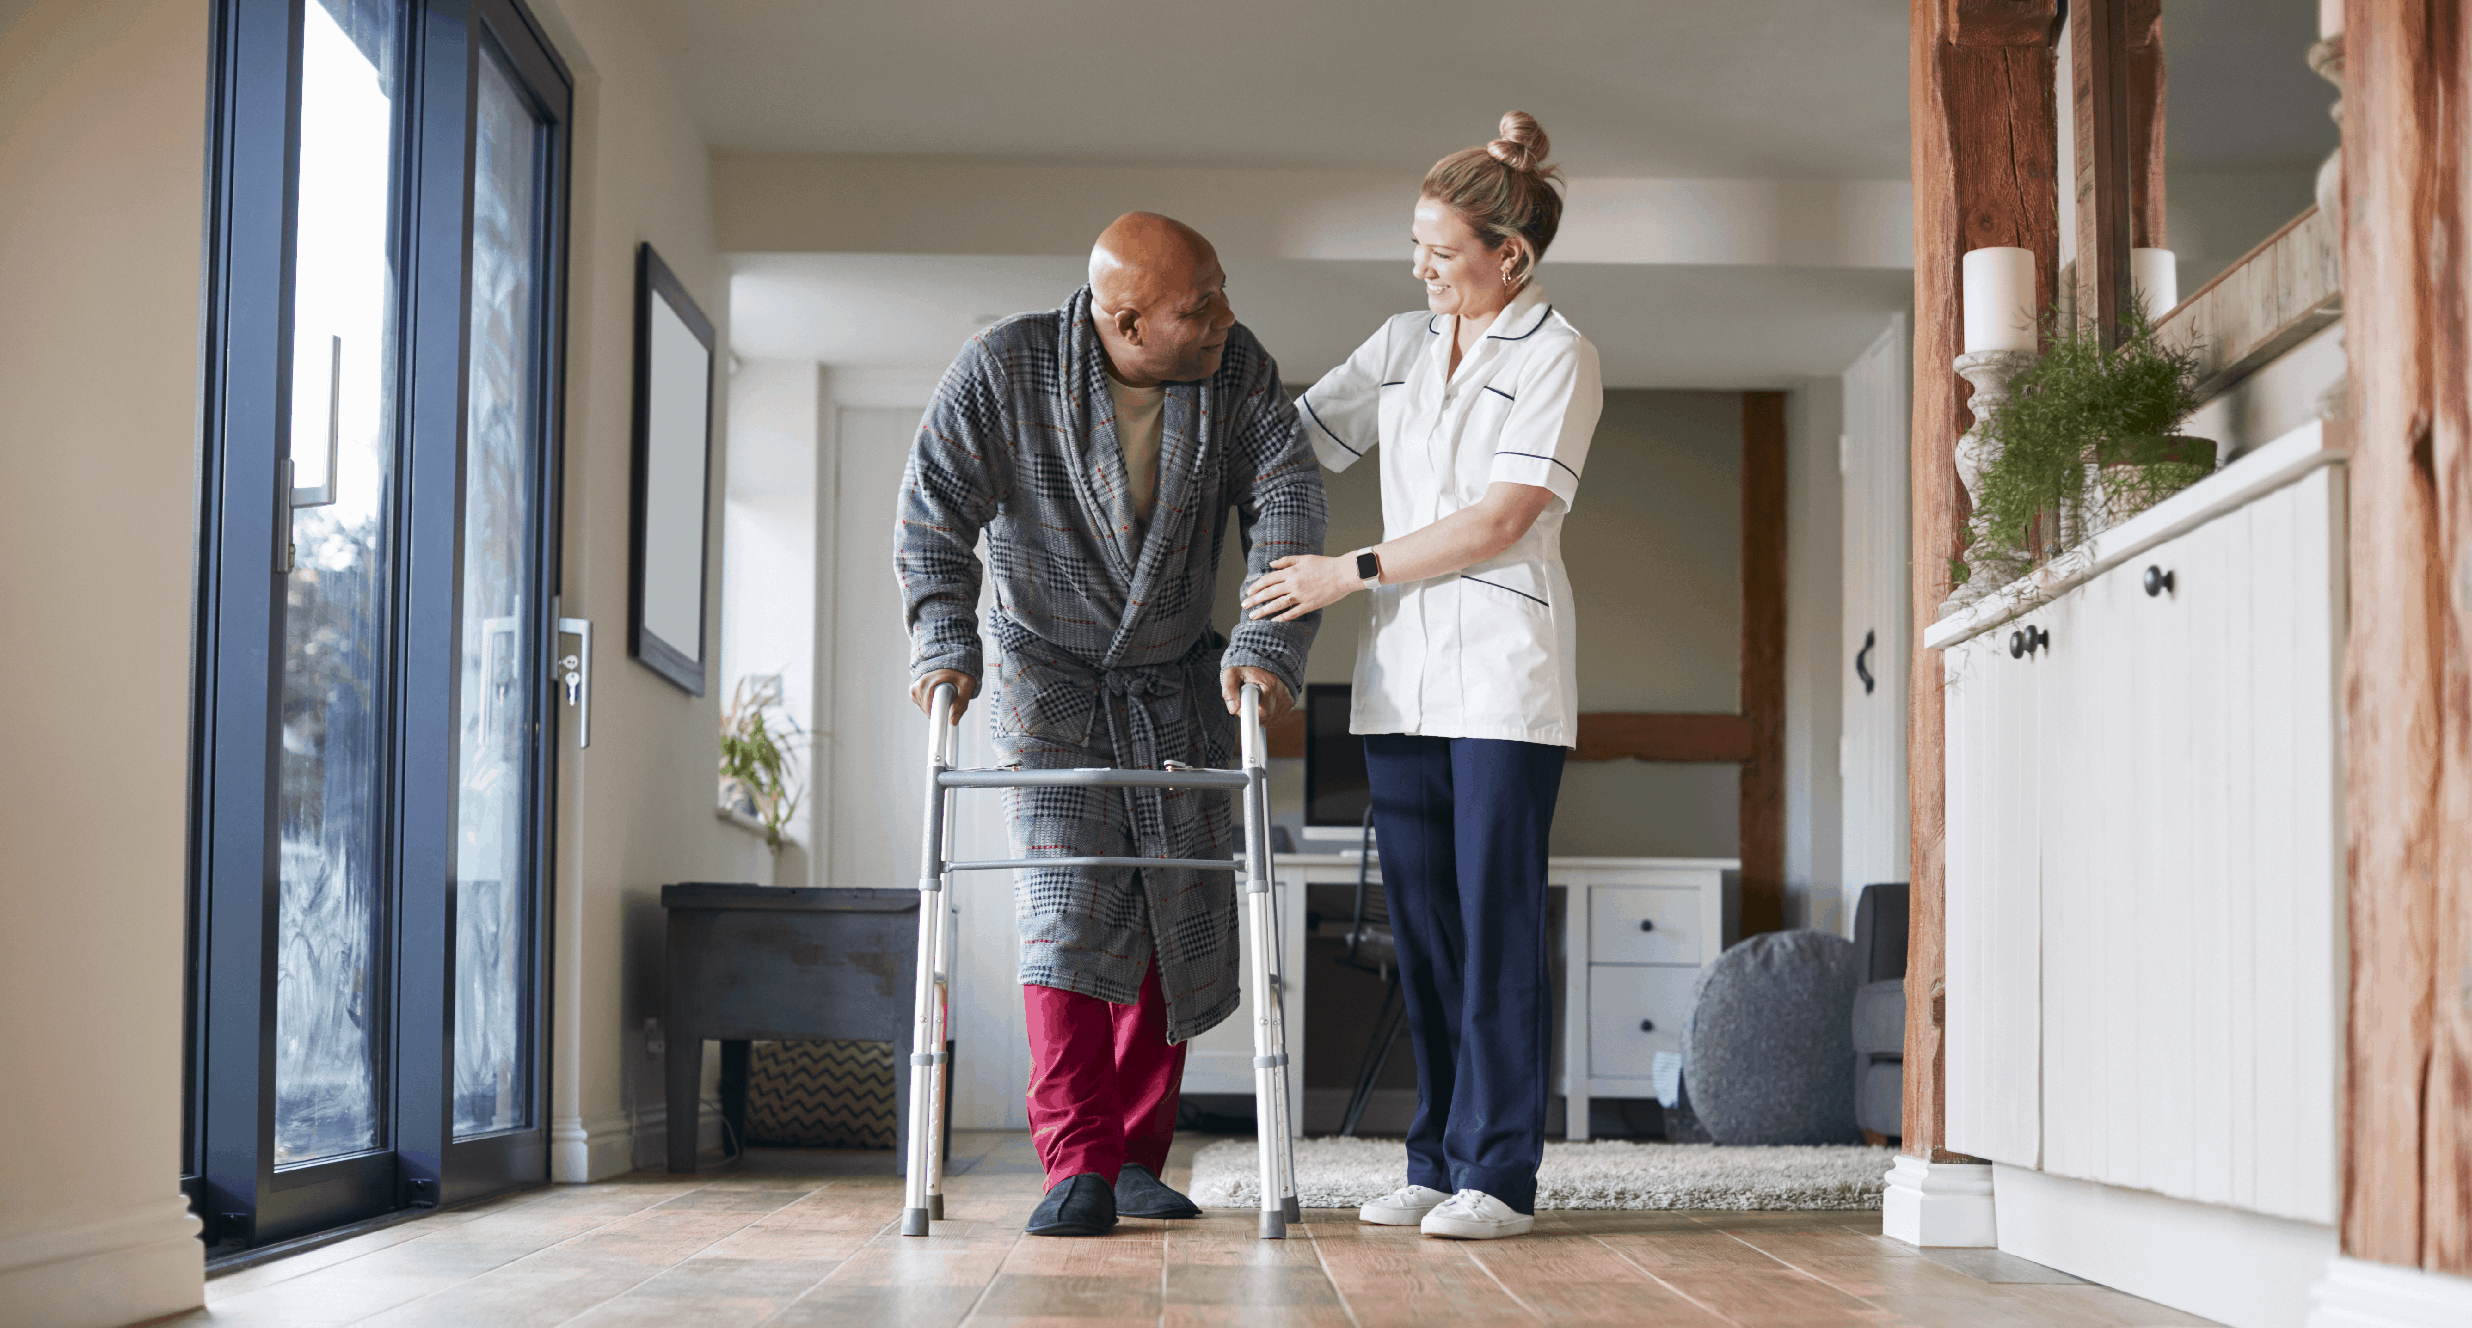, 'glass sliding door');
274,0,402,1173
452,41,548,1145
189,0,571,1252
